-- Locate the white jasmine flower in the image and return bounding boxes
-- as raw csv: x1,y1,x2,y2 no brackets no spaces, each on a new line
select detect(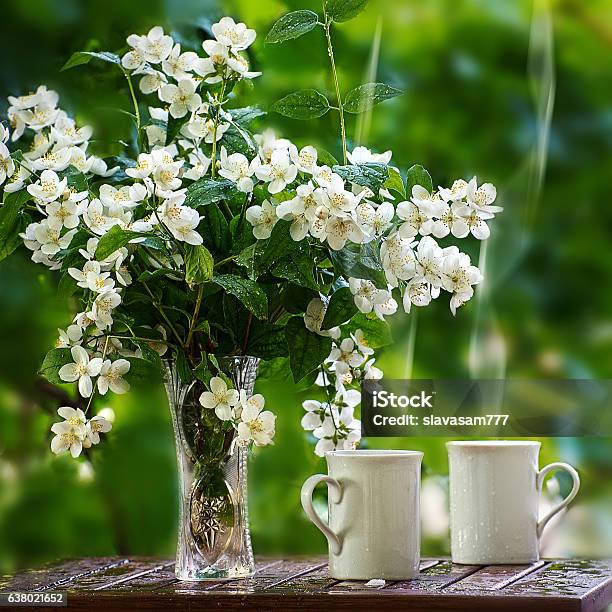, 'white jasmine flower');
183,150,212,181
153,160,182,192
46,199,84,230
139,26,174,64
50,113,93,148
313,165,339,190
431,201,469,239
303,297,340,338
466,177,502,213
410,185,445,216
237,394,275,447
56,406,88,437
158,78,202,119
212,16,256,51
33,221,75,256
126,153,154,179
138,68,167,95
59,346,104,397
439,178,468,202
162,44,198,80
99,184,146,210
68,260,102,288
441,248,483,297
396,200,434,239
184,116,230,143
27,169,67,203
226,54,261,80
56,324,83,348
301,400,326,431
456,204,494,240
0,124,8,143
403,278,435,313
254,149,297,194
50,407,88,458
89,290,122,330
351,329,375,356
329,338,365,369
163,204,202,245
84,415,112,445
97,359,131,395
347,146,392,165
317,174,359,216
415,236,444,287
86,269,115,294
289,145,318,174
218,146,256,192
4,164,30,193
358,200,394,237
245,199,278,239
29,147,71,172
0,143,15,185
325,216,364,250
199,376,239,421
83,199,117,235
363,358,383,380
